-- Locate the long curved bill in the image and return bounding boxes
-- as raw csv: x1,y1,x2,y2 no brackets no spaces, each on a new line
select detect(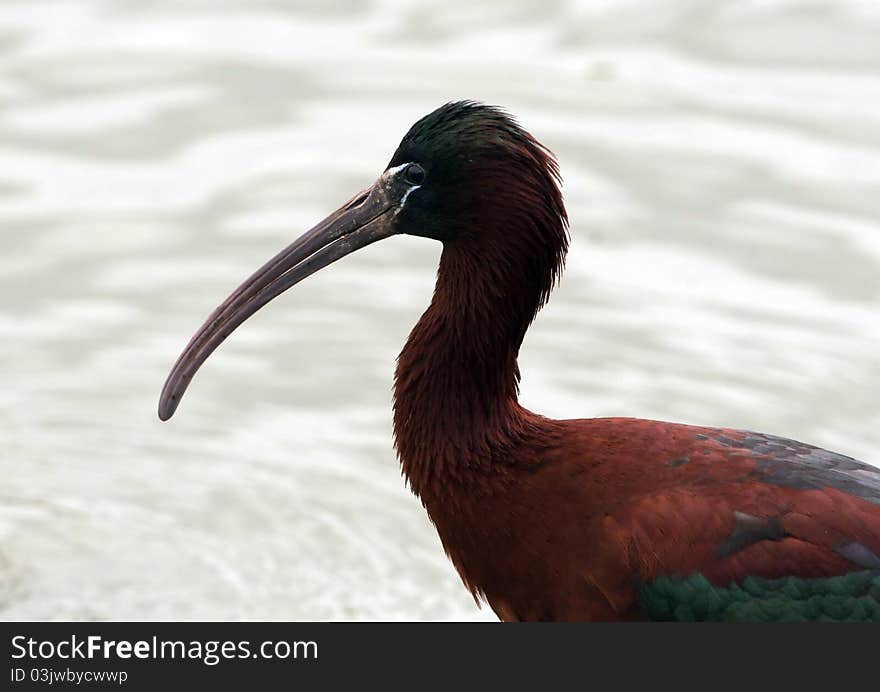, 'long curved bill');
158,170,408,421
